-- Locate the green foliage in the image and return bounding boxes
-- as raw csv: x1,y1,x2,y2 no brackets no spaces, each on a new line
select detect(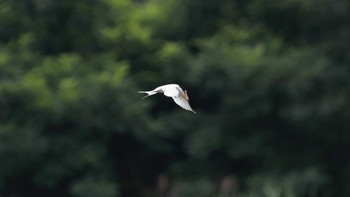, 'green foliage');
1,0,350,196
71,176,119,197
